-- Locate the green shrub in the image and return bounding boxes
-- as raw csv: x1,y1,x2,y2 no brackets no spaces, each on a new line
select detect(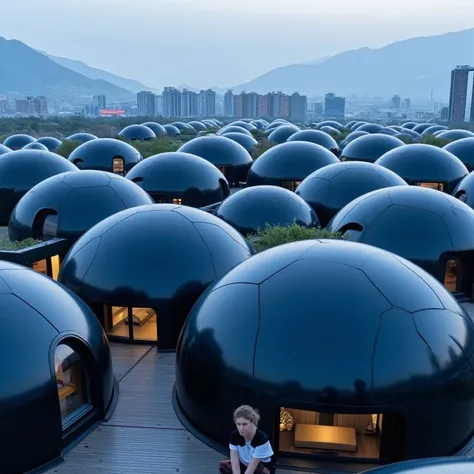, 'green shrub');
55,140,81,158
252,138,274,160
421,135,452,147
0,237,42,250
247,223,346,253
